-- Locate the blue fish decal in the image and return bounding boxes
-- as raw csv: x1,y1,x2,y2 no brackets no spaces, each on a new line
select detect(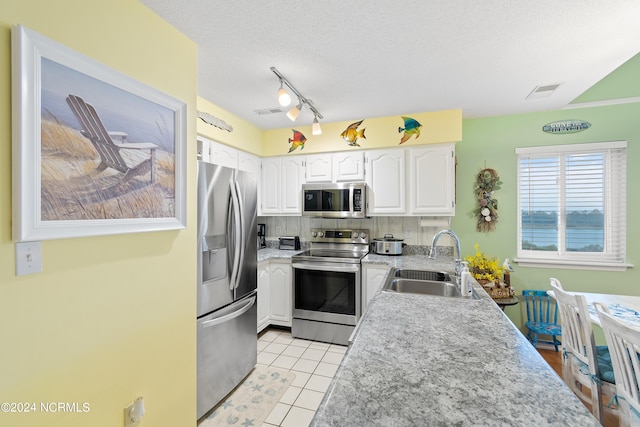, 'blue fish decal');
398,116,422,144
